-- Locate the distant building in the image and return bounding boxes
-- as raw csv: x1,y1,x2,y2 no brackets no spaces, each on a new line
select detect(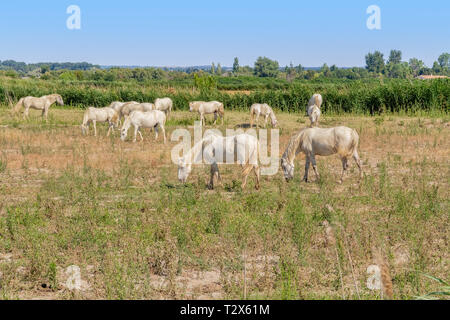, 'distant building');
416,75,448,80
